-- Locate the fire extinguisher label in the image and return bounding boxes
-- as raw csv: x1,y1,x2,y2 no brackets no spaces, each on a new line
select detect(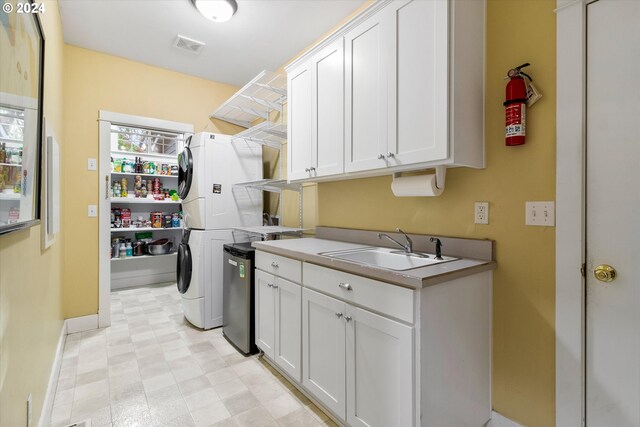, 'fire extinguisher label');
505,103,526,137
